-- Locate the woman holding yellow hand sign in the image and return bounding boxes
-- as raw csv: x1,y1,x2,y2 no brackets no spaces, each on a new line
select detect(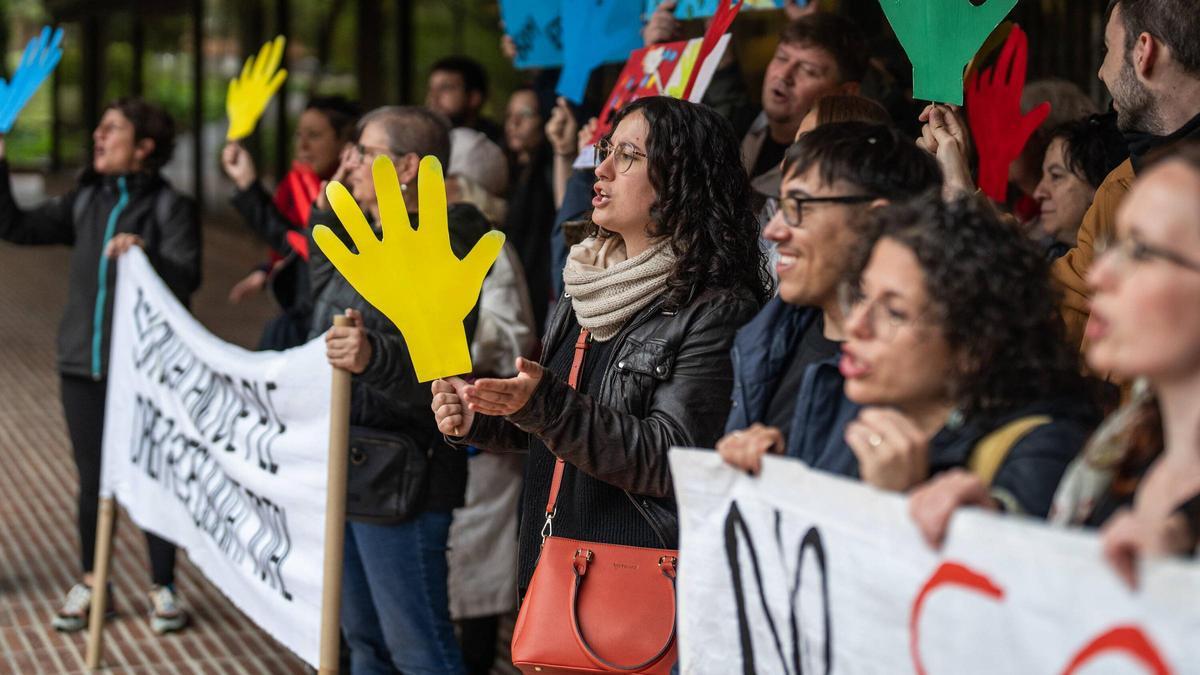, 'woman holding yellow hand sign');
433,96,770,669
310,105,491,675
